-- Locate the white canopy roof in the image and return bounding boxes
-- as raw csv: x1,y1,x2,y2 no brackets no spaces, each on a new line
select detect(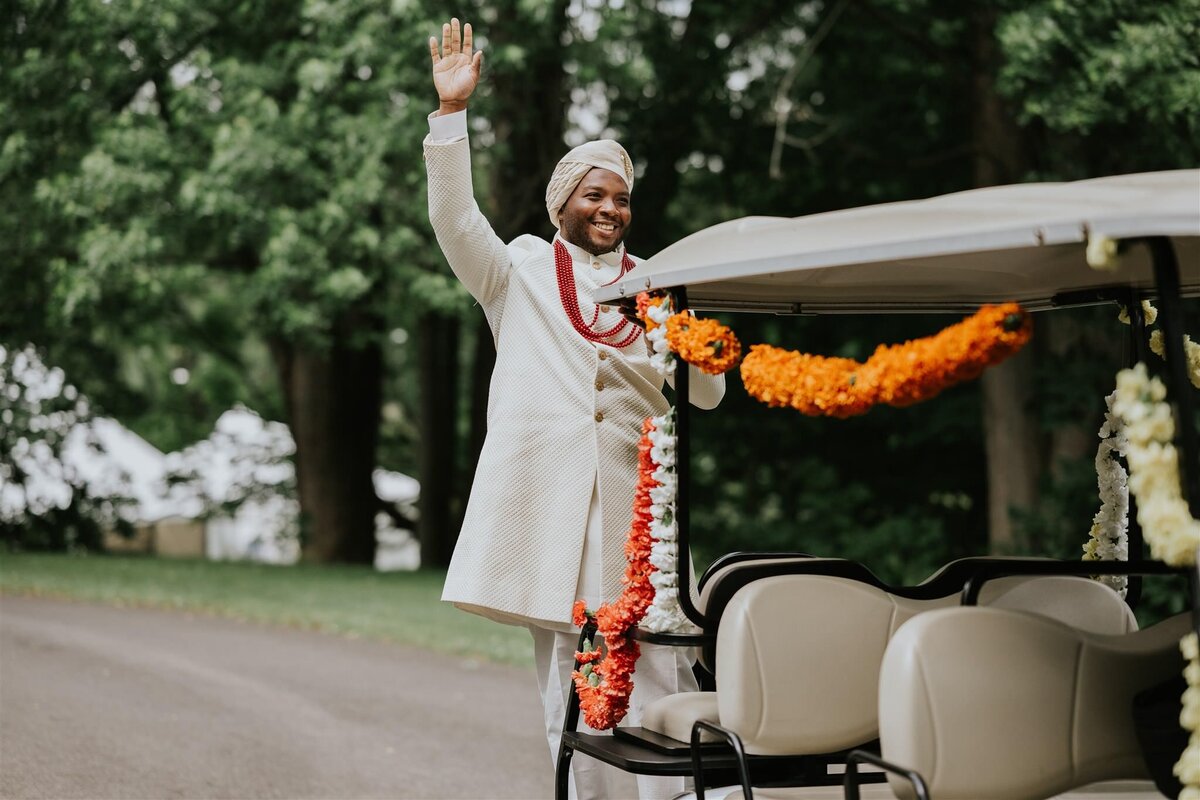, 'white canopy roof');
594,170,1200,312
